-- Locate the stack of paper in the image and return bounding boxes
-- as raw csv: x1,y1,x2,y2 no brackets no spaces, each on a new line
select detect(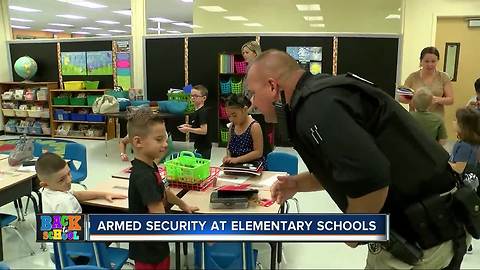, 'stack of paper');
221,161,264,176
396,86,414,97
